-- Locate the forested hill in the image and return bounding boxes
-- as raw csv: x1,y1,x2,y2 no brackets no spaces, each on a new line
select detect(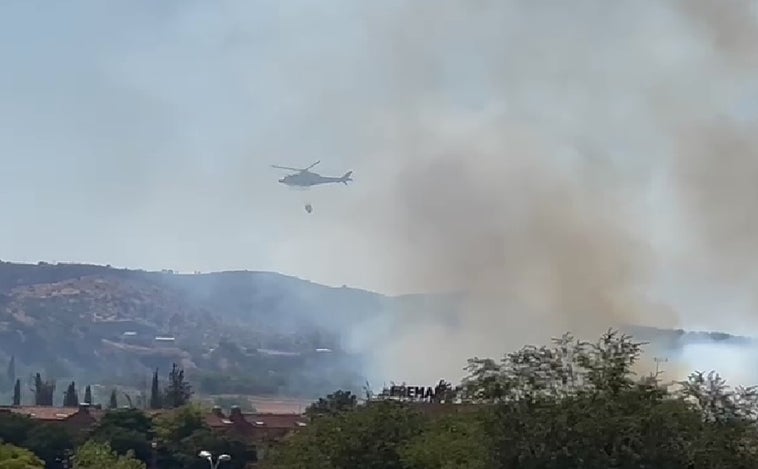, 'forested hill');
0,261,398,399
0,260,750,402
